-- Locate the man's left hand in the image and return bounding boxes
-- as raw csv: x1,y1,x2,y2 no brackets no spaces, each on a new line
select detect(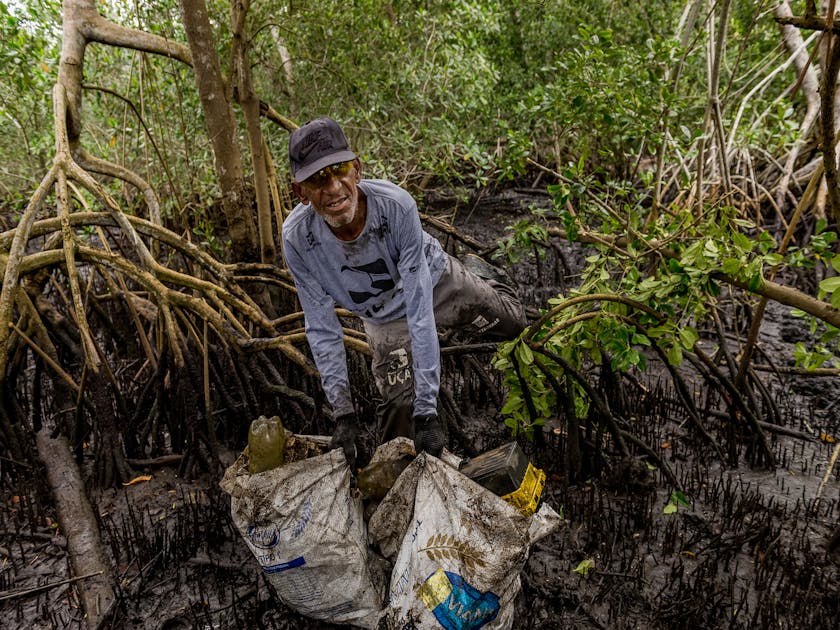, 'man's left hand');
414,414,445,457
